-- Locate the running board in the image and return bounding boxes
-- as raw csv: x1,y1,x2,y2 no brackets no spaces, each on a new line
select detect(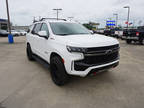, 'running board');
32,54,50,69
